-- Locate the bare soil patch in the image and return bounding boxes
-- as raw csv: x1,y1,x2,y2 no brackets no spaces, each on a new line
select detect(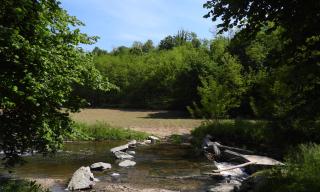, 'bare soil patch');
71,108,202,137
